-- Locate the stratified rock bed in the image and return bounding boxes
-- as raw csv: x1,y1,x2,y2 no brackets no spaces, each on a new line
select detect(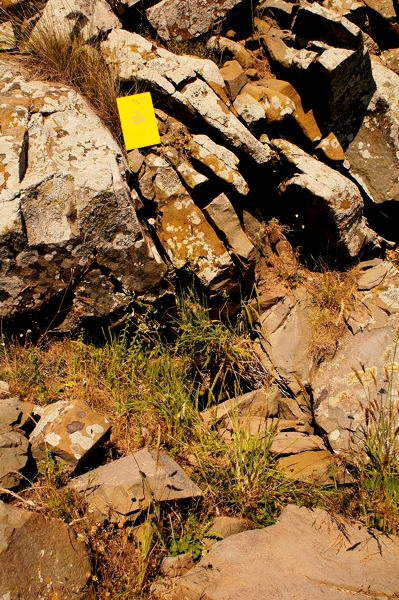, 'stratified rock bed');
173,504,399,600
